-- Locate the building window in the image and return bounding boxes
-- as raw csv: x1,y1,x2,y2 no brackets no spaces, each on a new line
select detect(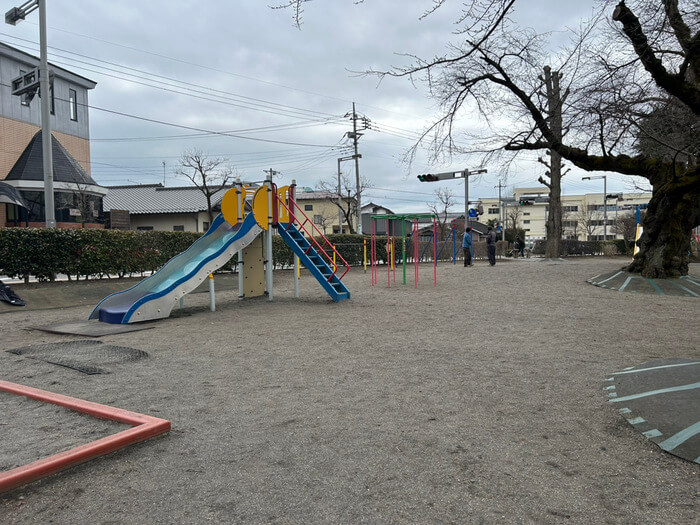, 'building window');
523,212,530,216
50,83,55,115
137,226,153,231
173,225,185,231
19,70,29,106
69,89,78,121
488,208,499,214
203,222,210,232
523,220,530,224
563,205,578,212
313,215,323,225
304,204,313,211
